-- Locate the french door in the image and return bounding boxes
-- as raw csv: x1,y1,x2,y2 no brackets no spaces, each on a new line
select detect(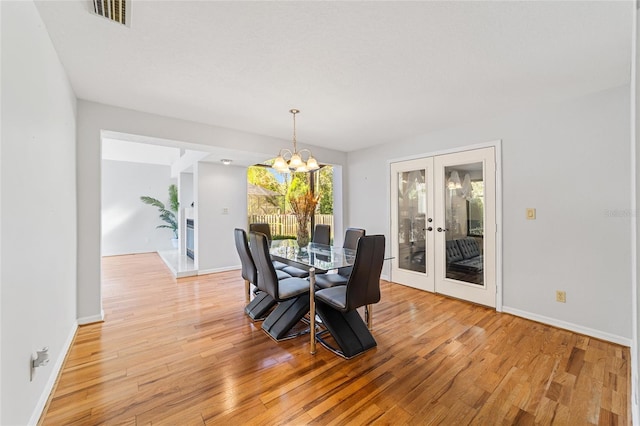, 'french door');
390,147,497,307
